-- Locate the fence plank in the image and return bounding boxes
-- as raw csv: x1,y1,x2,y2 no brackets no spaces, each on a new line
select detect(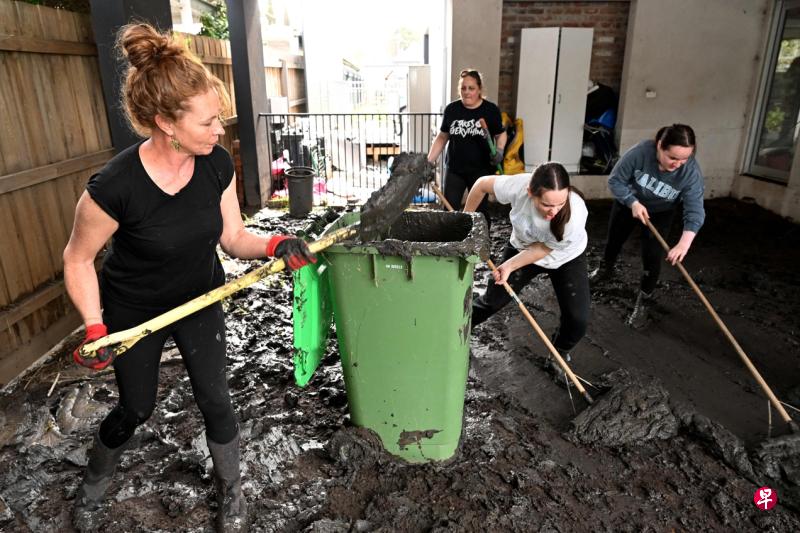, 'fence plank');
0,194,35,302
0,306,81,389
0,54,33,174
69,56,102,153
36,181,68,273
0,34,97,55
0,149,113,195
0,1,15,35
12,187,55,287
14,1,42,37
84,59,112,148
54,174,81,243
0,279,65,330
12,53,48,168
52,55,86,158
38,56,71,162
